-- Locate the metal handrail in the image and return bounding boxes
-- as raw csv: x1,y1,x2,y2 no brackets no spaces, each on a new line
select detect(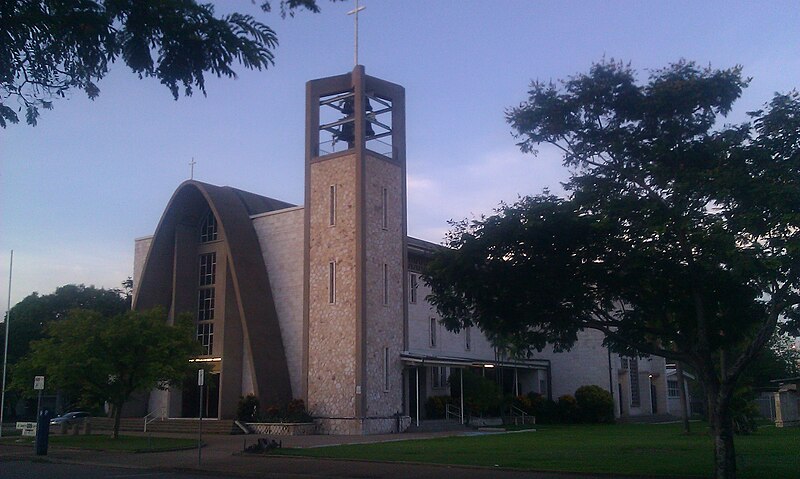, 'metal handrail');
143,407,166,432
445,403,461,421
509,405,535,425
